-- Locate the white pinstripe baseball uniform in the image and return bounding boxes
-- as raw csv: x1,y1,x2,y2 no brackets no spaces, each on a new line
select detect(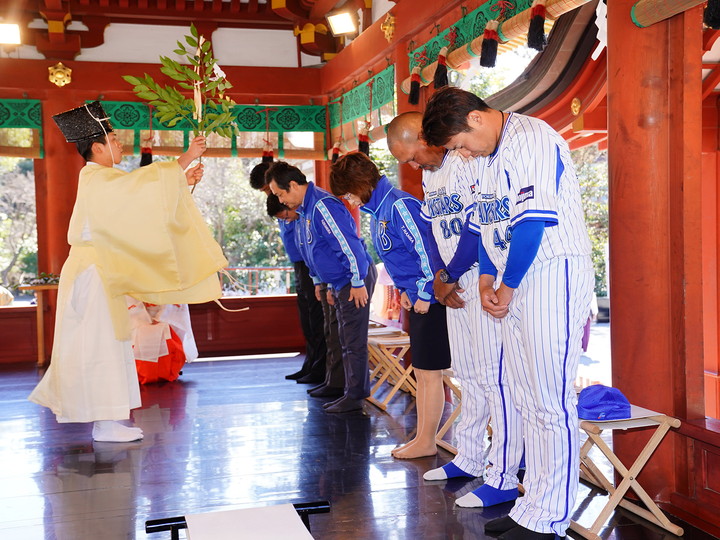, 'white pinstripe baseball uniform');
469,113,594,535
420,150,523,487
